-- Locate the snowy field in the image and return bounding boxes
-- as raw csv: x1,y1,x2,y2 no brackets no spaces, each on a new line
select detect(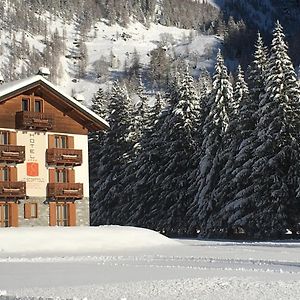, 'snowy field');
0,226,300,300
